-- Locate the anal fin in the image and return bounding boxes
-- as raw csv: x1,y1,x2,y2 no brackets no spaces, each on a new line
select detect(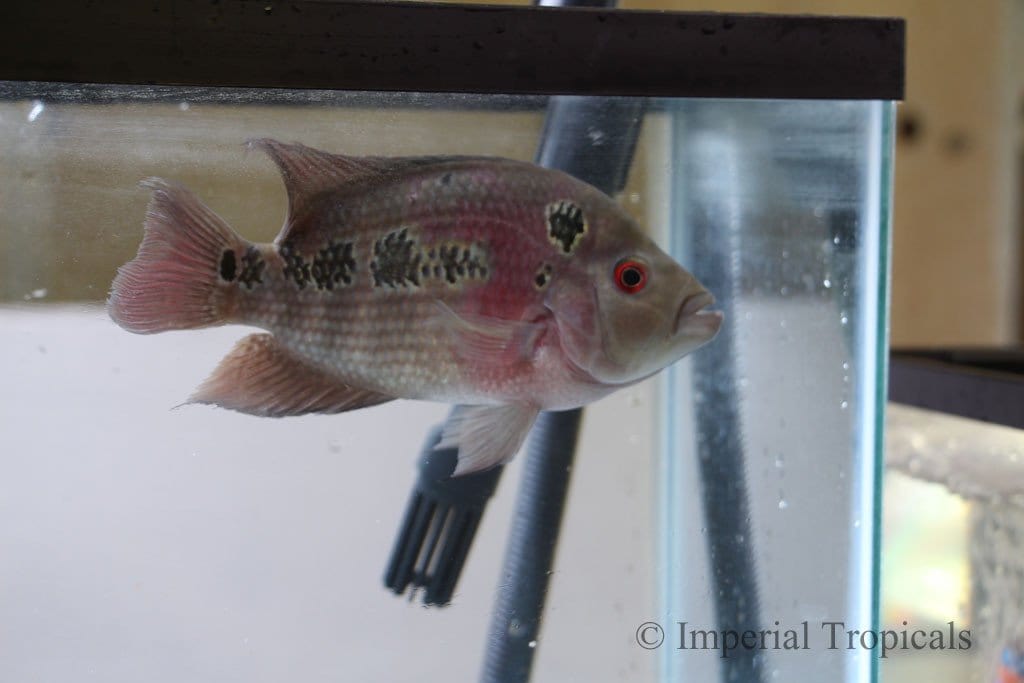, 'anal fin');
437,403,540,475
190,333,394,417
